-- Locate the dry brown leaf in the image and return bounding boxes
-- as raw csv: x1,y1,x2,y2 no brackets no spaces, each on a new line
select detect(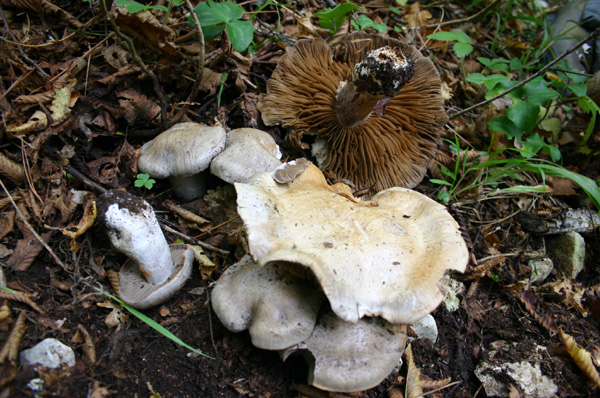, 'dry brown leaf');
0,311,27,364
0,290,42,313
549,279,587,313
6,111,48,135
387,386,404,398
560,329,600,388
0,153,25,185
0,210,15,241
404,345,423,398
61,194,97,241
73,324,96,364
6,232,51,272
508,383,521,398
405,3,432,28
518,289,558,335
117,89,161,127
